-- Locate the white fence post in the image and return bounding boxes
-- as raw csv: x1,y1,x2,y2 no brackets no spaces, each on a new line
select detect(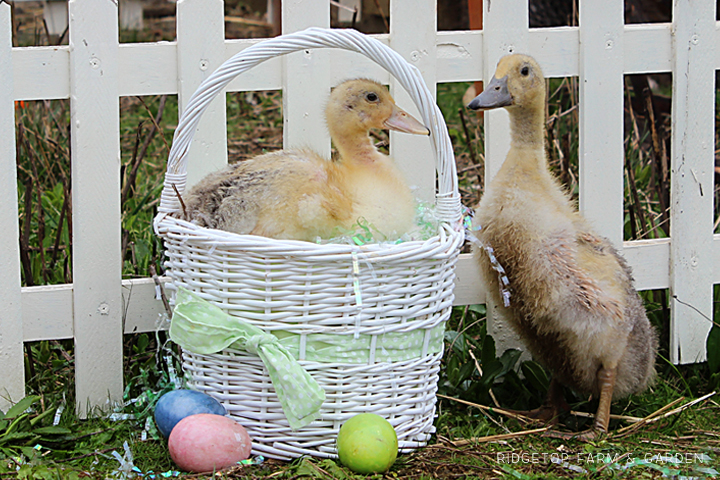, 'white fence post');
69,0,123,416
578,0,625,247
482,0,528,182
482,0,529,355
0,3,25,412
281,0,331,156
177,0,228,188
669,0,716,364
389,0,437,203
